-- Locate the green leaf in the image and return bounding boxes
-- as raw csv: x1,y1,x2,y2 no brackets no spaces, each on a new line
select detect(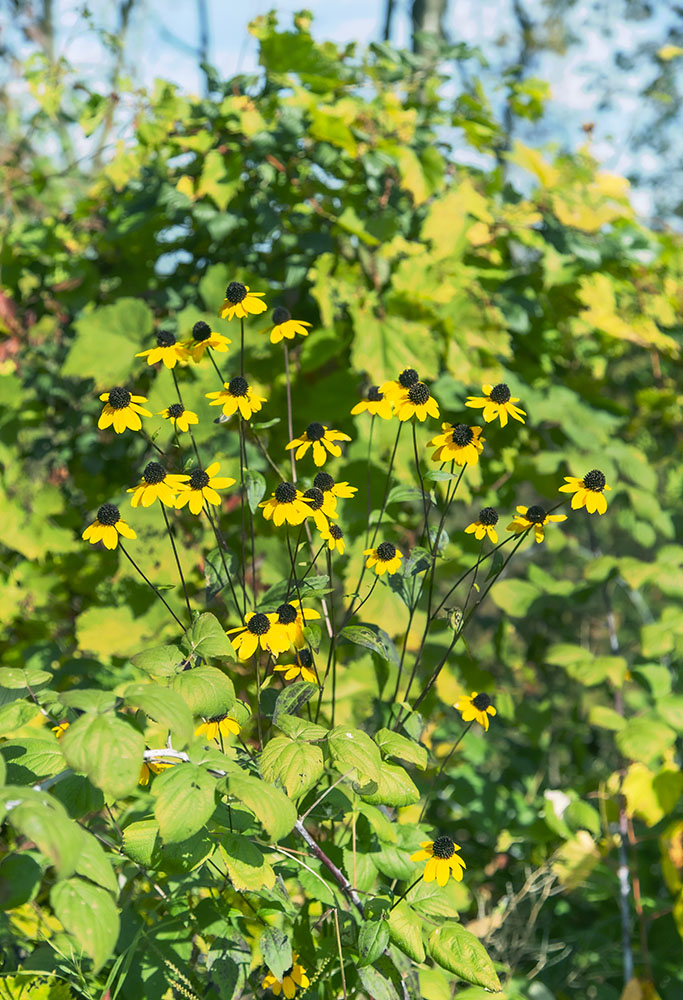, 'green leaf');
616,716,677,763
130,644,185,677
0,852,43,909
372,844,415,880
75,831,117,894
588,705,626,731
375,729,428,770
228,773,297,841
0,700,40,736
61,714,145,799
51,773,105,819
260,737,324,799
657,695,683,732
244,469,267,514
358,918,390,965
388,901,425,963
60,689,118,713
62,298,153,386
0,666,52,689
219,832,275,891
122,818,212,874
182,613,234,658
123,682,193,748
275,714,327,741
357,966,400,1000
328,726,382,784
428,923,501,992
1,738,65,782
406,875,470,918
171,665,235,717
272,681,318,723
50,877,120,971
8,797,81,880
490,579,541,617
361,762,419,807
340,625,399,665
261,927,292,982
153,763,216,843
